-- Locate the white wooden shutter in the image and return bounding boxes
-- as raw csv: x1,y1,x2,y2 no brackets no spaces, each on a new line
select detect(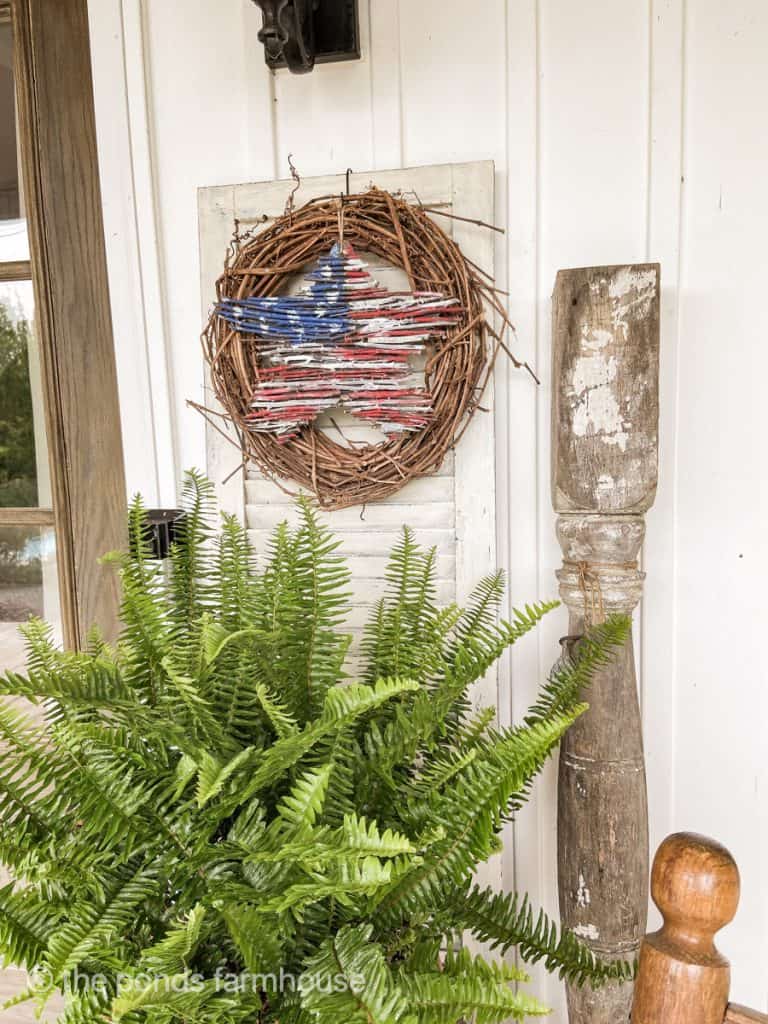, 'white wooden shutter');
198,161,497,710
